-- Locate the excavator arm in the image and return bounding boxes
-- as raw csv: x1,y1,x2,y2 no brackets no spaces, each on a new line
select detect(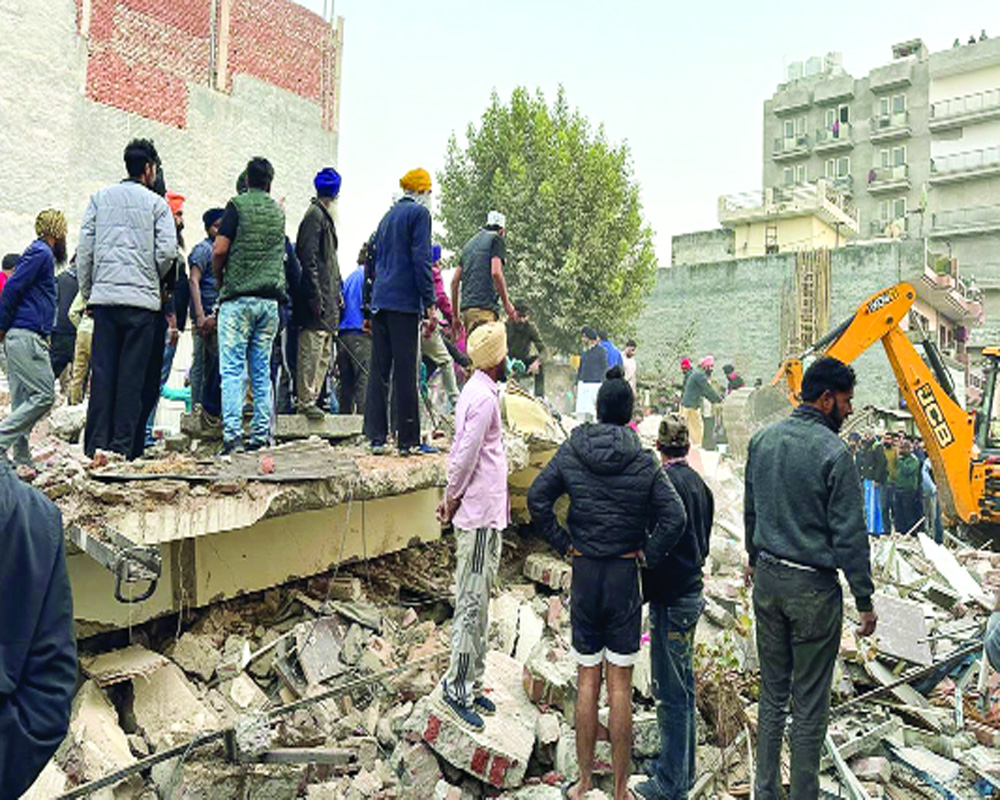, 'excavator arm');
774,283,979,525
